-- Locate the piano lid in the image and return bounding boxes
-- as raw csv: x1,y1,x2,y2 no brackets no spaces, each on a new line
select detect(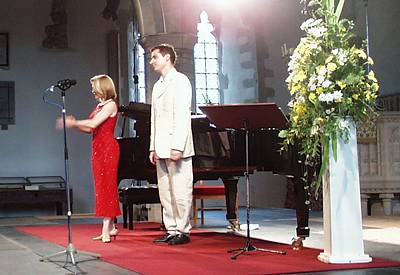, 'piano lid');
118,102,151,121
199,103,288,130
